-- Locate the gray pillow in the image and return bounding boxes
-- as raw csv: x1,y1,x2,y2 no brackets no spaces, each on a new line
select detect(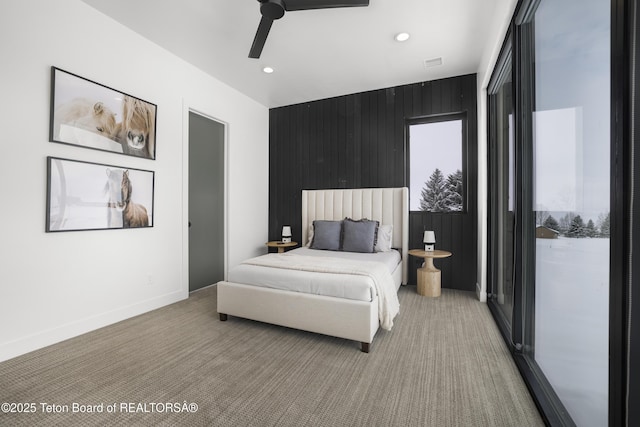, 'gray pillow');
342,218,379,253
310,220,342,251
